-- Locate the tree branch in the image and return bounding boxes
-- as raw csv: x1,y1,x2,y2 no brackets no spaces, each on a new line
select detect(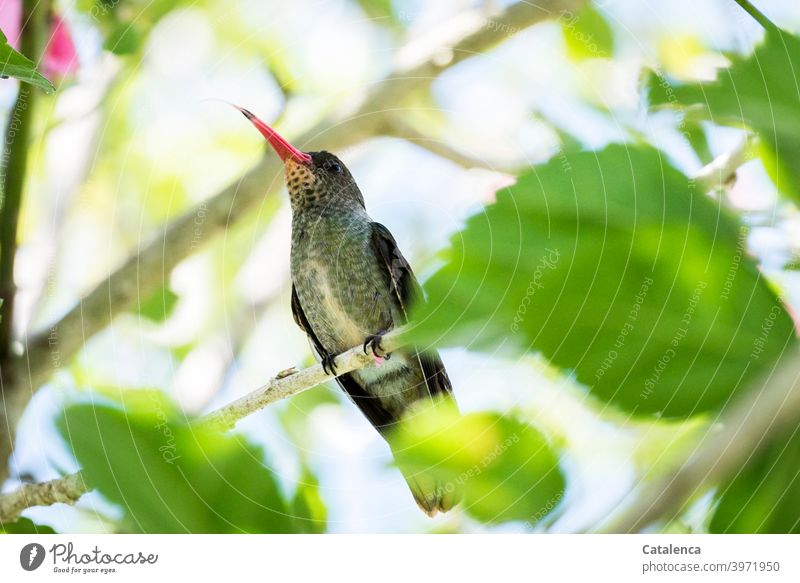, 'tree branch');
0,470,87,524
602,351,800,533
0,328,409,522
201,328,406,431
382,115,515,172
